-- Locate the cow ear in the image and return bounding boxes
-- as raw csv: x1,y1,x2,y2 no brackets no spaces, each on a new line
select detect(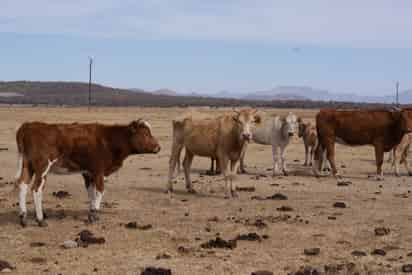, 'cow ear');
129,121,140,133
254,114,262,124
